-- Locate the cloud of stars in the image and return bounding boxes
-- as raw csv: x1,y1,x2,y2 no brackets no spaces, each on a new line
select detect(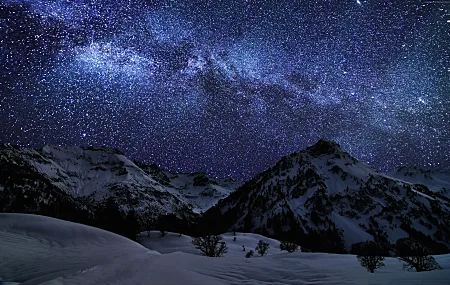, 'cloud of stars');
0,0,449,180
